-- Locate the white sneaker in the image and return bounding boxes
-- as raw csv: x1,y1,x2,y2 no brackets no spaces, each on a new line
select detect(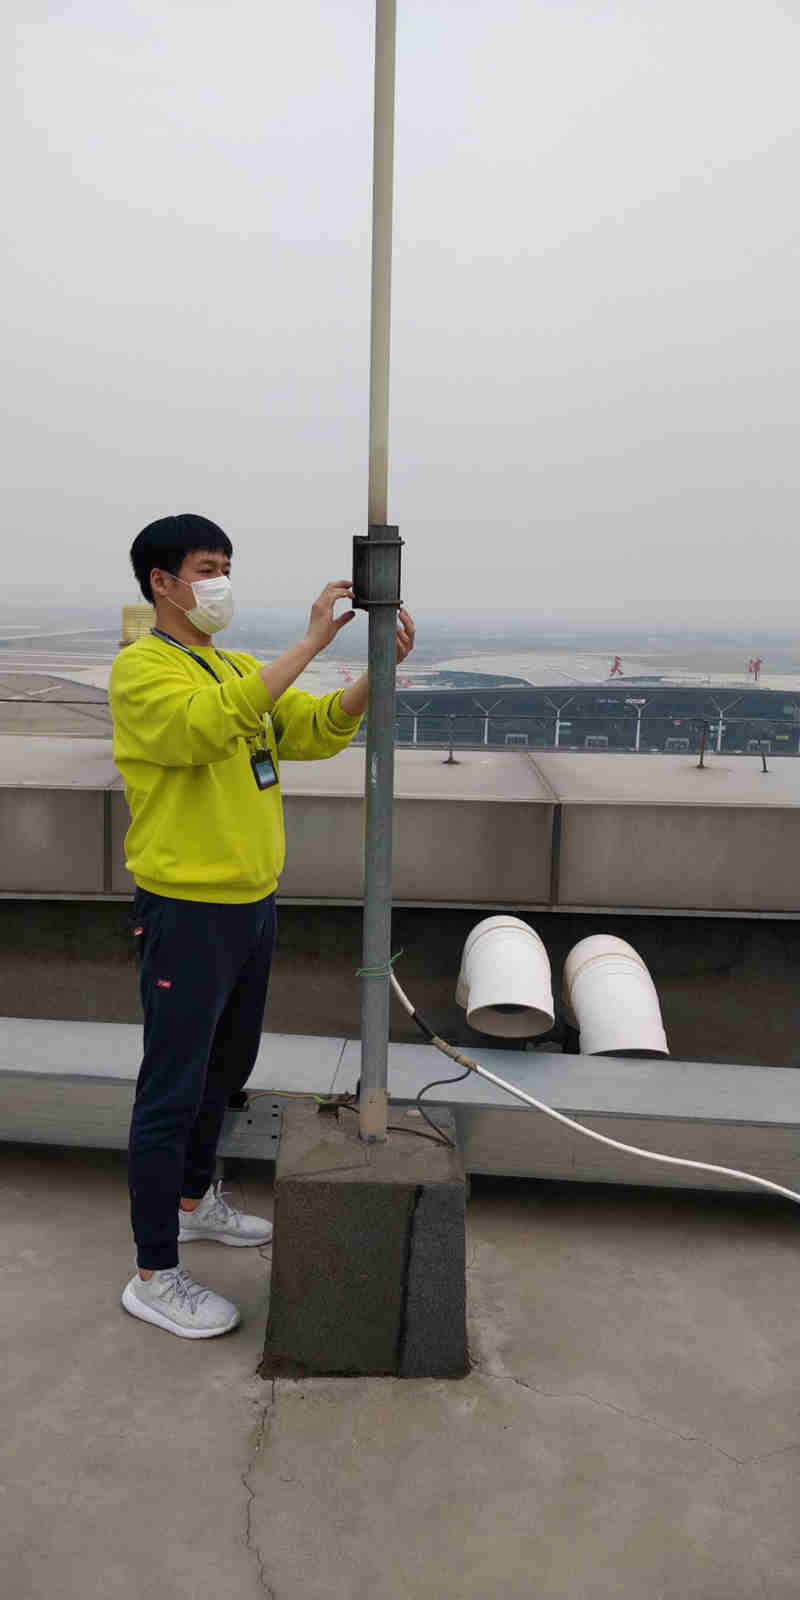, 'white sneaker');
178,1180,273,1247
121,1265,240,1339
